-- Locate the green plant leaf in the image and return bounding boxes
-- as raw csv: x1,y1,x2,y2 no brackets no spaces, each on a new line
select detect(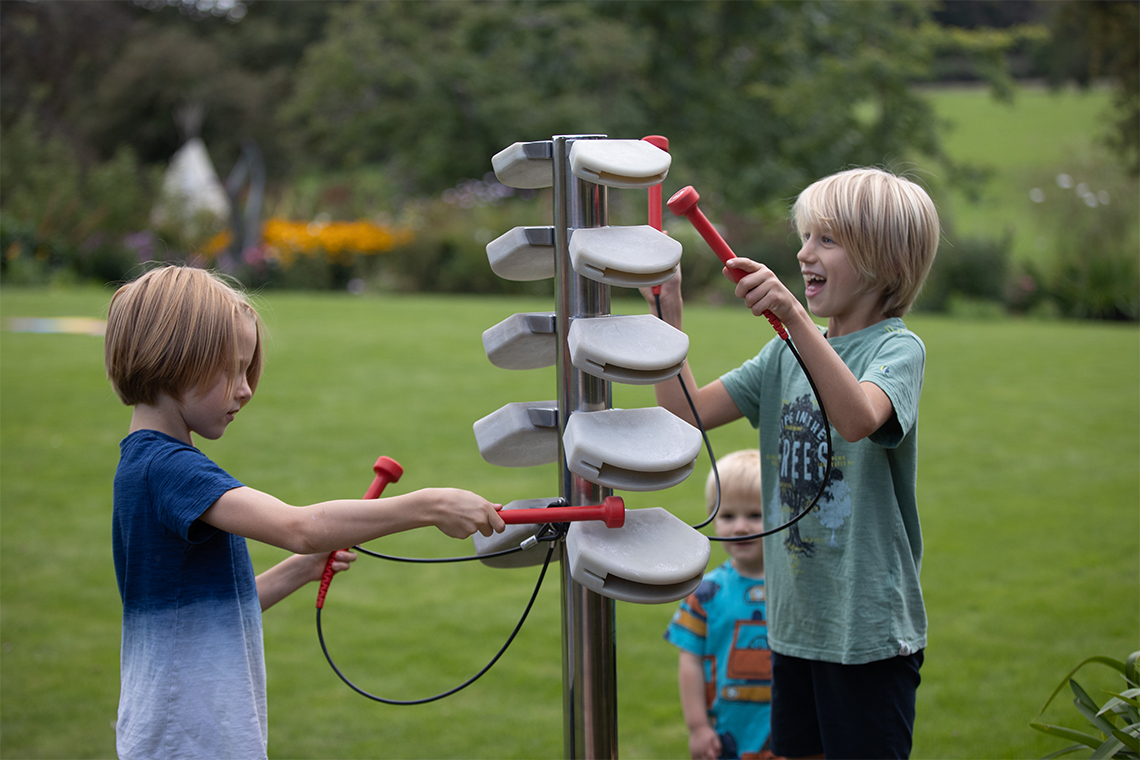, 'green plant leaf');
1031,720,1104,749
1110,723,1140,752
1125,652,1139,687
1072,678,1123,738
1073,679,1105,713
1089,735,1125,759
1102,695,1140,725
1036,658,1132,725
1040,744,1091,760
1110,688,1140,704
1075,697,1122,738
